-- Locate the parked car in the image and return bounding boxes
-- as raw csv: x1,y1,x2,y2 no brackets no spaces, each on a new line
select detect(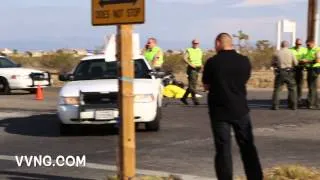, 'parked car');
57,54,164,134
0,56,51,94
